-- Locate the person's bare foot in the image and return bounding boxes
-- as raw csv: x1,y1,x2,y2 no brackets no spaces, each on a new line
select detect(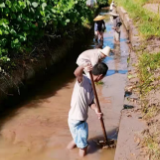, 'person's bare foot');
79,147,87,157
67,140,76,150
